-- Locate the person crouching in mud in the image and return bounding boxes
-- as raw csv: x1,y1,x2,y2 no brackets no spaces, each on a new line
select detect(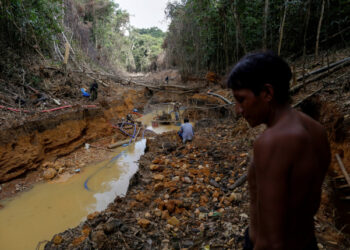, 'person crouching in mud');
178,118,194,144
227,51,330,250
